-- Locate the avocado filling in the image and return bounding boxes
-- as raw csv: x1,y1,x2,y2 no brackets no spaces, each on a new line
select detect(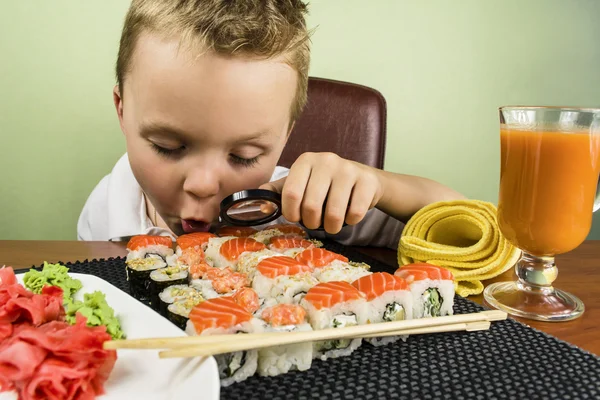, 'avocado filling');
218,351,248,378
383,302,405,322
320,313,357,351
422,288,442,317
